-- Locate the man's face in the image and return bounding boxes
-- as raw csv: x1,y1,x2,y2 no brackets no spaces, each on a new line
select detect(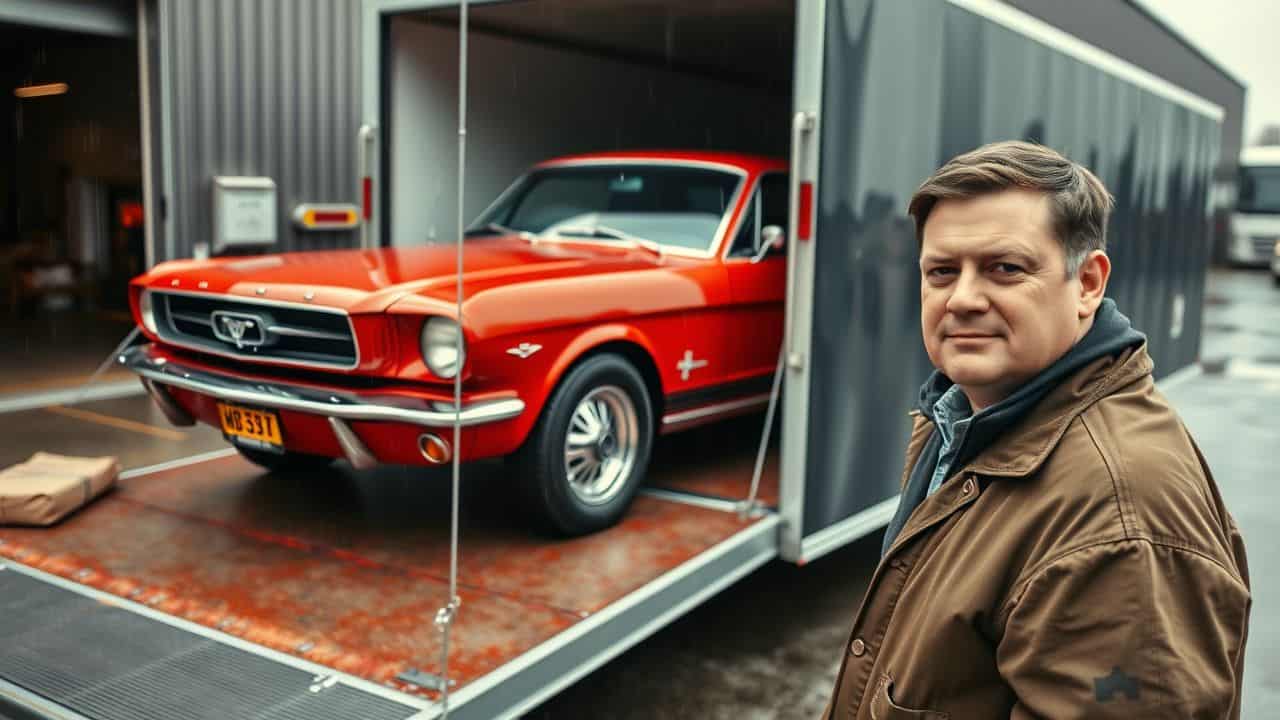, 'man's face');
919,189,1094,410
